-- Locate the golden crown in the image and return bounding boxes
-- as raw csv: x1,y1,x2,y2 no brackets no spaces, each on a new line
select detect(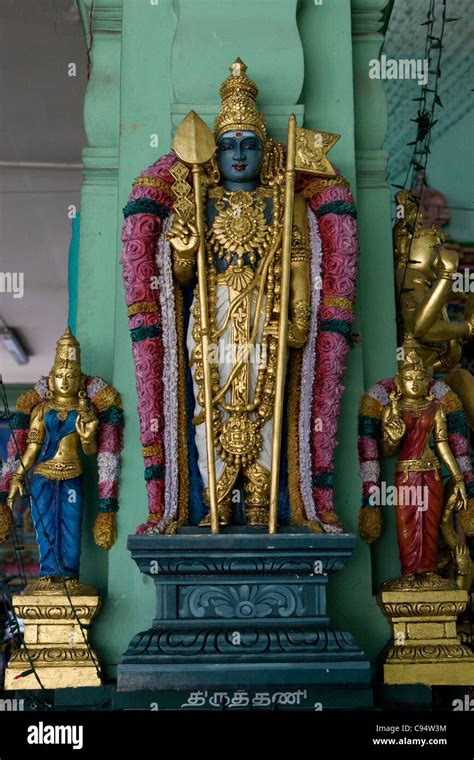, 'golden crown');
53,326,81,371
395,224,444,265
397,337,425,375
215,58,267,143
413,224,444,241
